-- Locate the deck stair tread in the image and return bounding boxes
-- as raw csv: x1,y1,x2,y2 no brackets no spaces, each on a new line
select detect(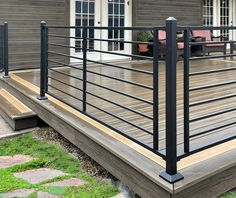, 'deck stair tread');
0,88,38,130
